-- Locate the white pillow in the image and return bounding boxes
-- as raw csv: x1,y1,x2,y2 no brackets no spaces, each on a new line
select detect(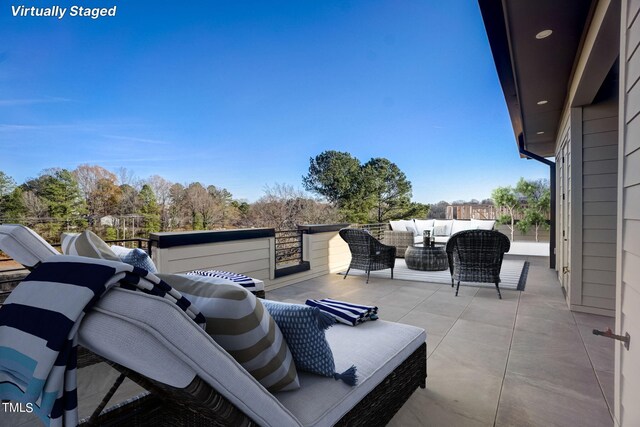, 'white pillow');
405,222,418,236
433,220,453,236
451,219,471,234
414,219,434,235
389,220,407,232
471,220,496,230
433,225,448,236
